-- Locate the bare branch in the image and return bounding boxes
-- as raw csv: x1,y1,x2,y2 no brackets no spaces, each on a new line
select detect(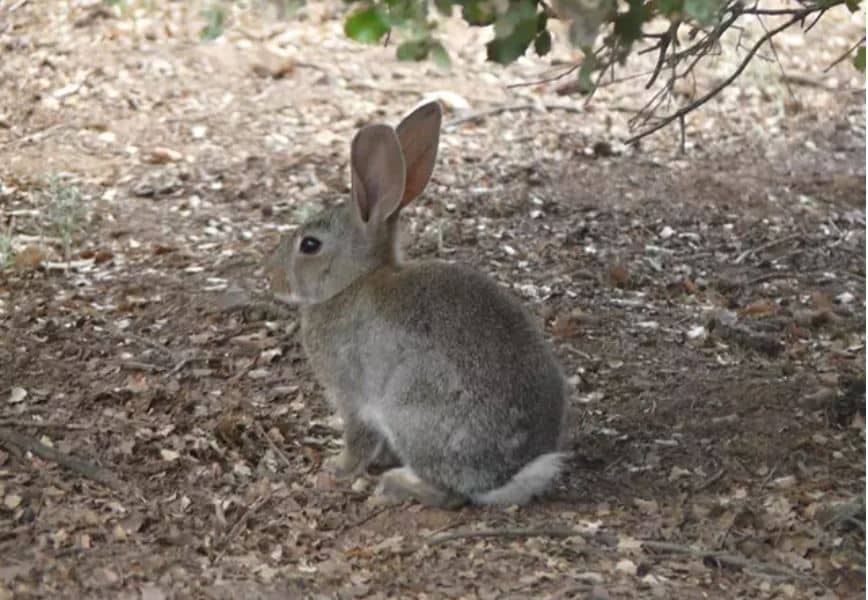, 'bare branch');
824,35,866,72
625,2,843,146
